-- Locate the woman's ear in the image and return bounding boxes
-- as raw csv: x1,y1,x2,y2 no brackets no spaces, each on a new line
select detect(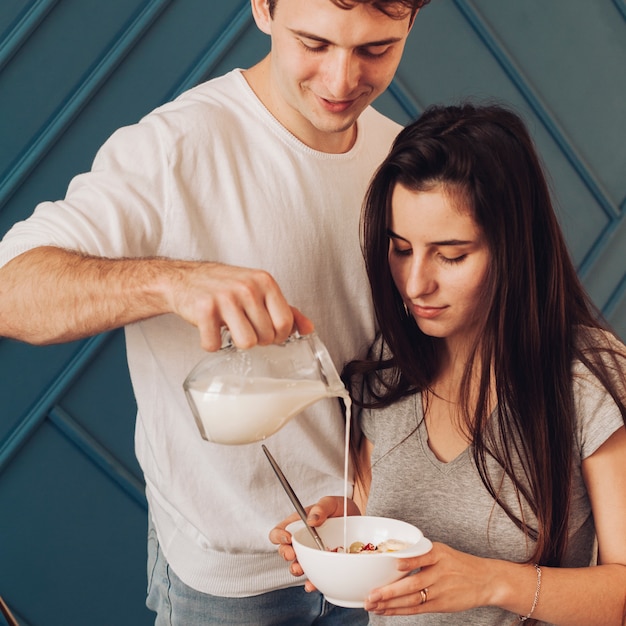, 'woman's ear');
250,0,272,35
